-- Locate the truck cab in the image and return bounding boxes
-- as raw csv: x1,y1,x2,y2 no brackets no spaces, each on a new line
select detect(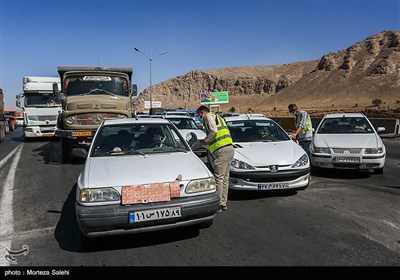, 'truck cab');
16,76,62,139
54,66,136,163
